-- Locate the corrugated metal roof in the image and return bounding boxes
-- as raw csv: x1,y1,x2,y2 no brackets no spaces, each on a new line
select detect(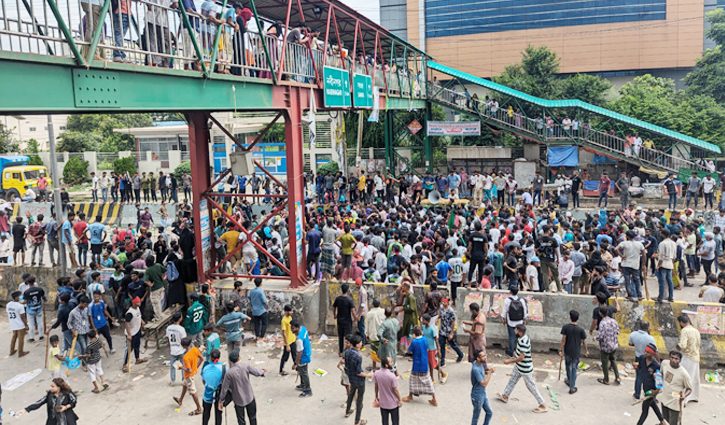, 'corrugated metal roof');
428,61,722,154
